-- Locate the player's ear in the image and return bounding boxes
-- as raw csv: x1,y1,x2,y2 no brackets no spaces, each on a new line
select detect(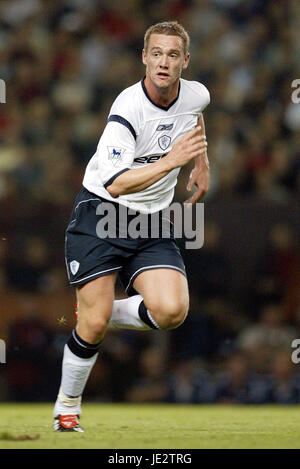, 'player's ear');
142,49,147,66
182,52,190,70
